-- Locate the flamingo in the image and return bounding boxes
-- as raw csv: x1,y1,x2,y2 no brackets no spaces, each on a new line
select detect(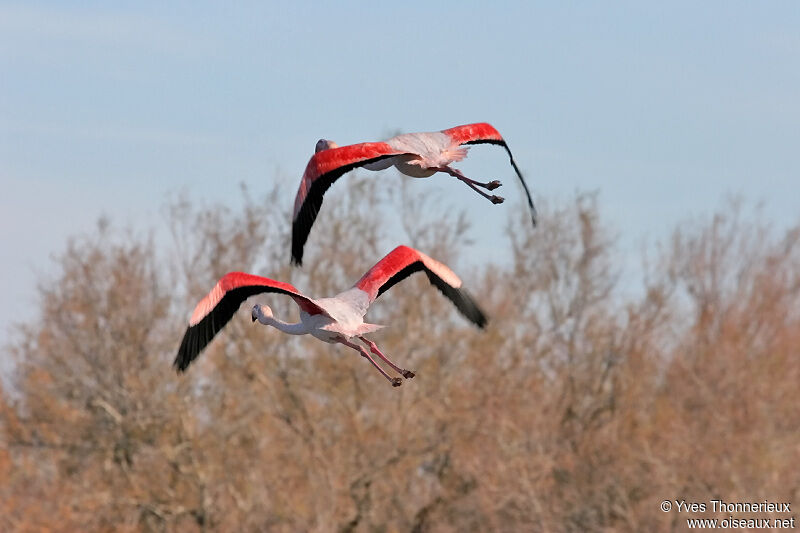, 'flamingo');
174,245,487,386
291,122,536,265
